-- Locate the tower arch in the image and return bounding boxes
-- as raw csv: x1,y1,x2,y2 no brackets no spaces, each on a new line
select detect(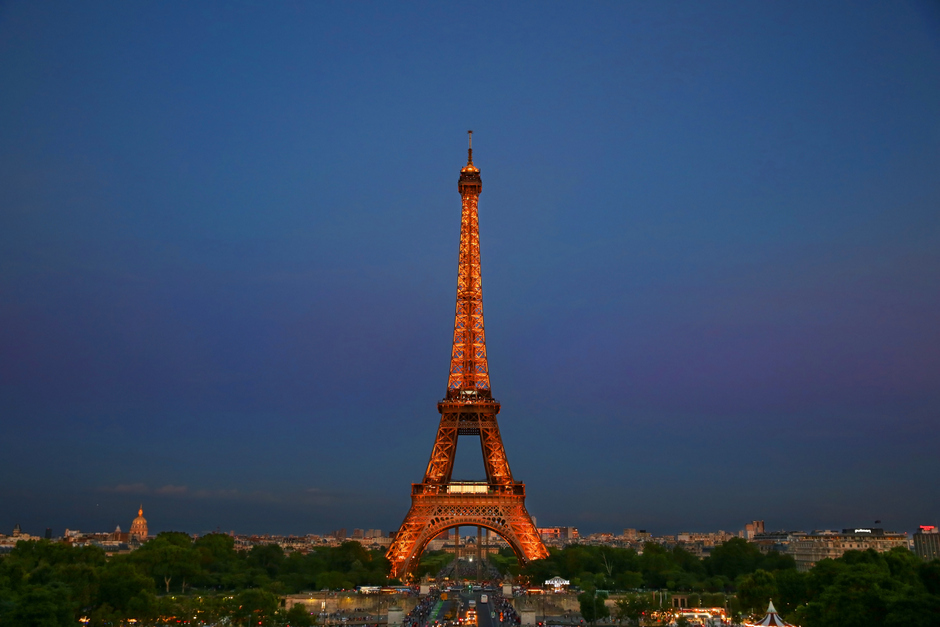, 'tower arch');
396,508,532,578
